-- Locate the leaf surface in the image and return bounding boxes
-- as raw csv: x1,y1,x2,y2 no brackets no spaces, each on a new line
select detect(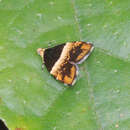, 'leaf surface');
0,0,130,129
